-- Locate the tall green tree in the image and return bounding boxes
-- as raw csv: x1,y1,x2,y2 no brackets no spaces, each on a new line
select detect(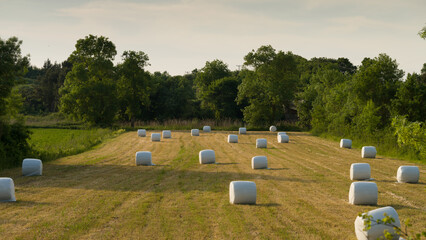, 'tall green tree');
195,60,231,101
351,54,404,126
117,50,152,127
59,35,118,126
0,36,31,169
195,60,240,119
149,72,199,120
238,45,299,126
391,65,426,122
202,76,241,119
